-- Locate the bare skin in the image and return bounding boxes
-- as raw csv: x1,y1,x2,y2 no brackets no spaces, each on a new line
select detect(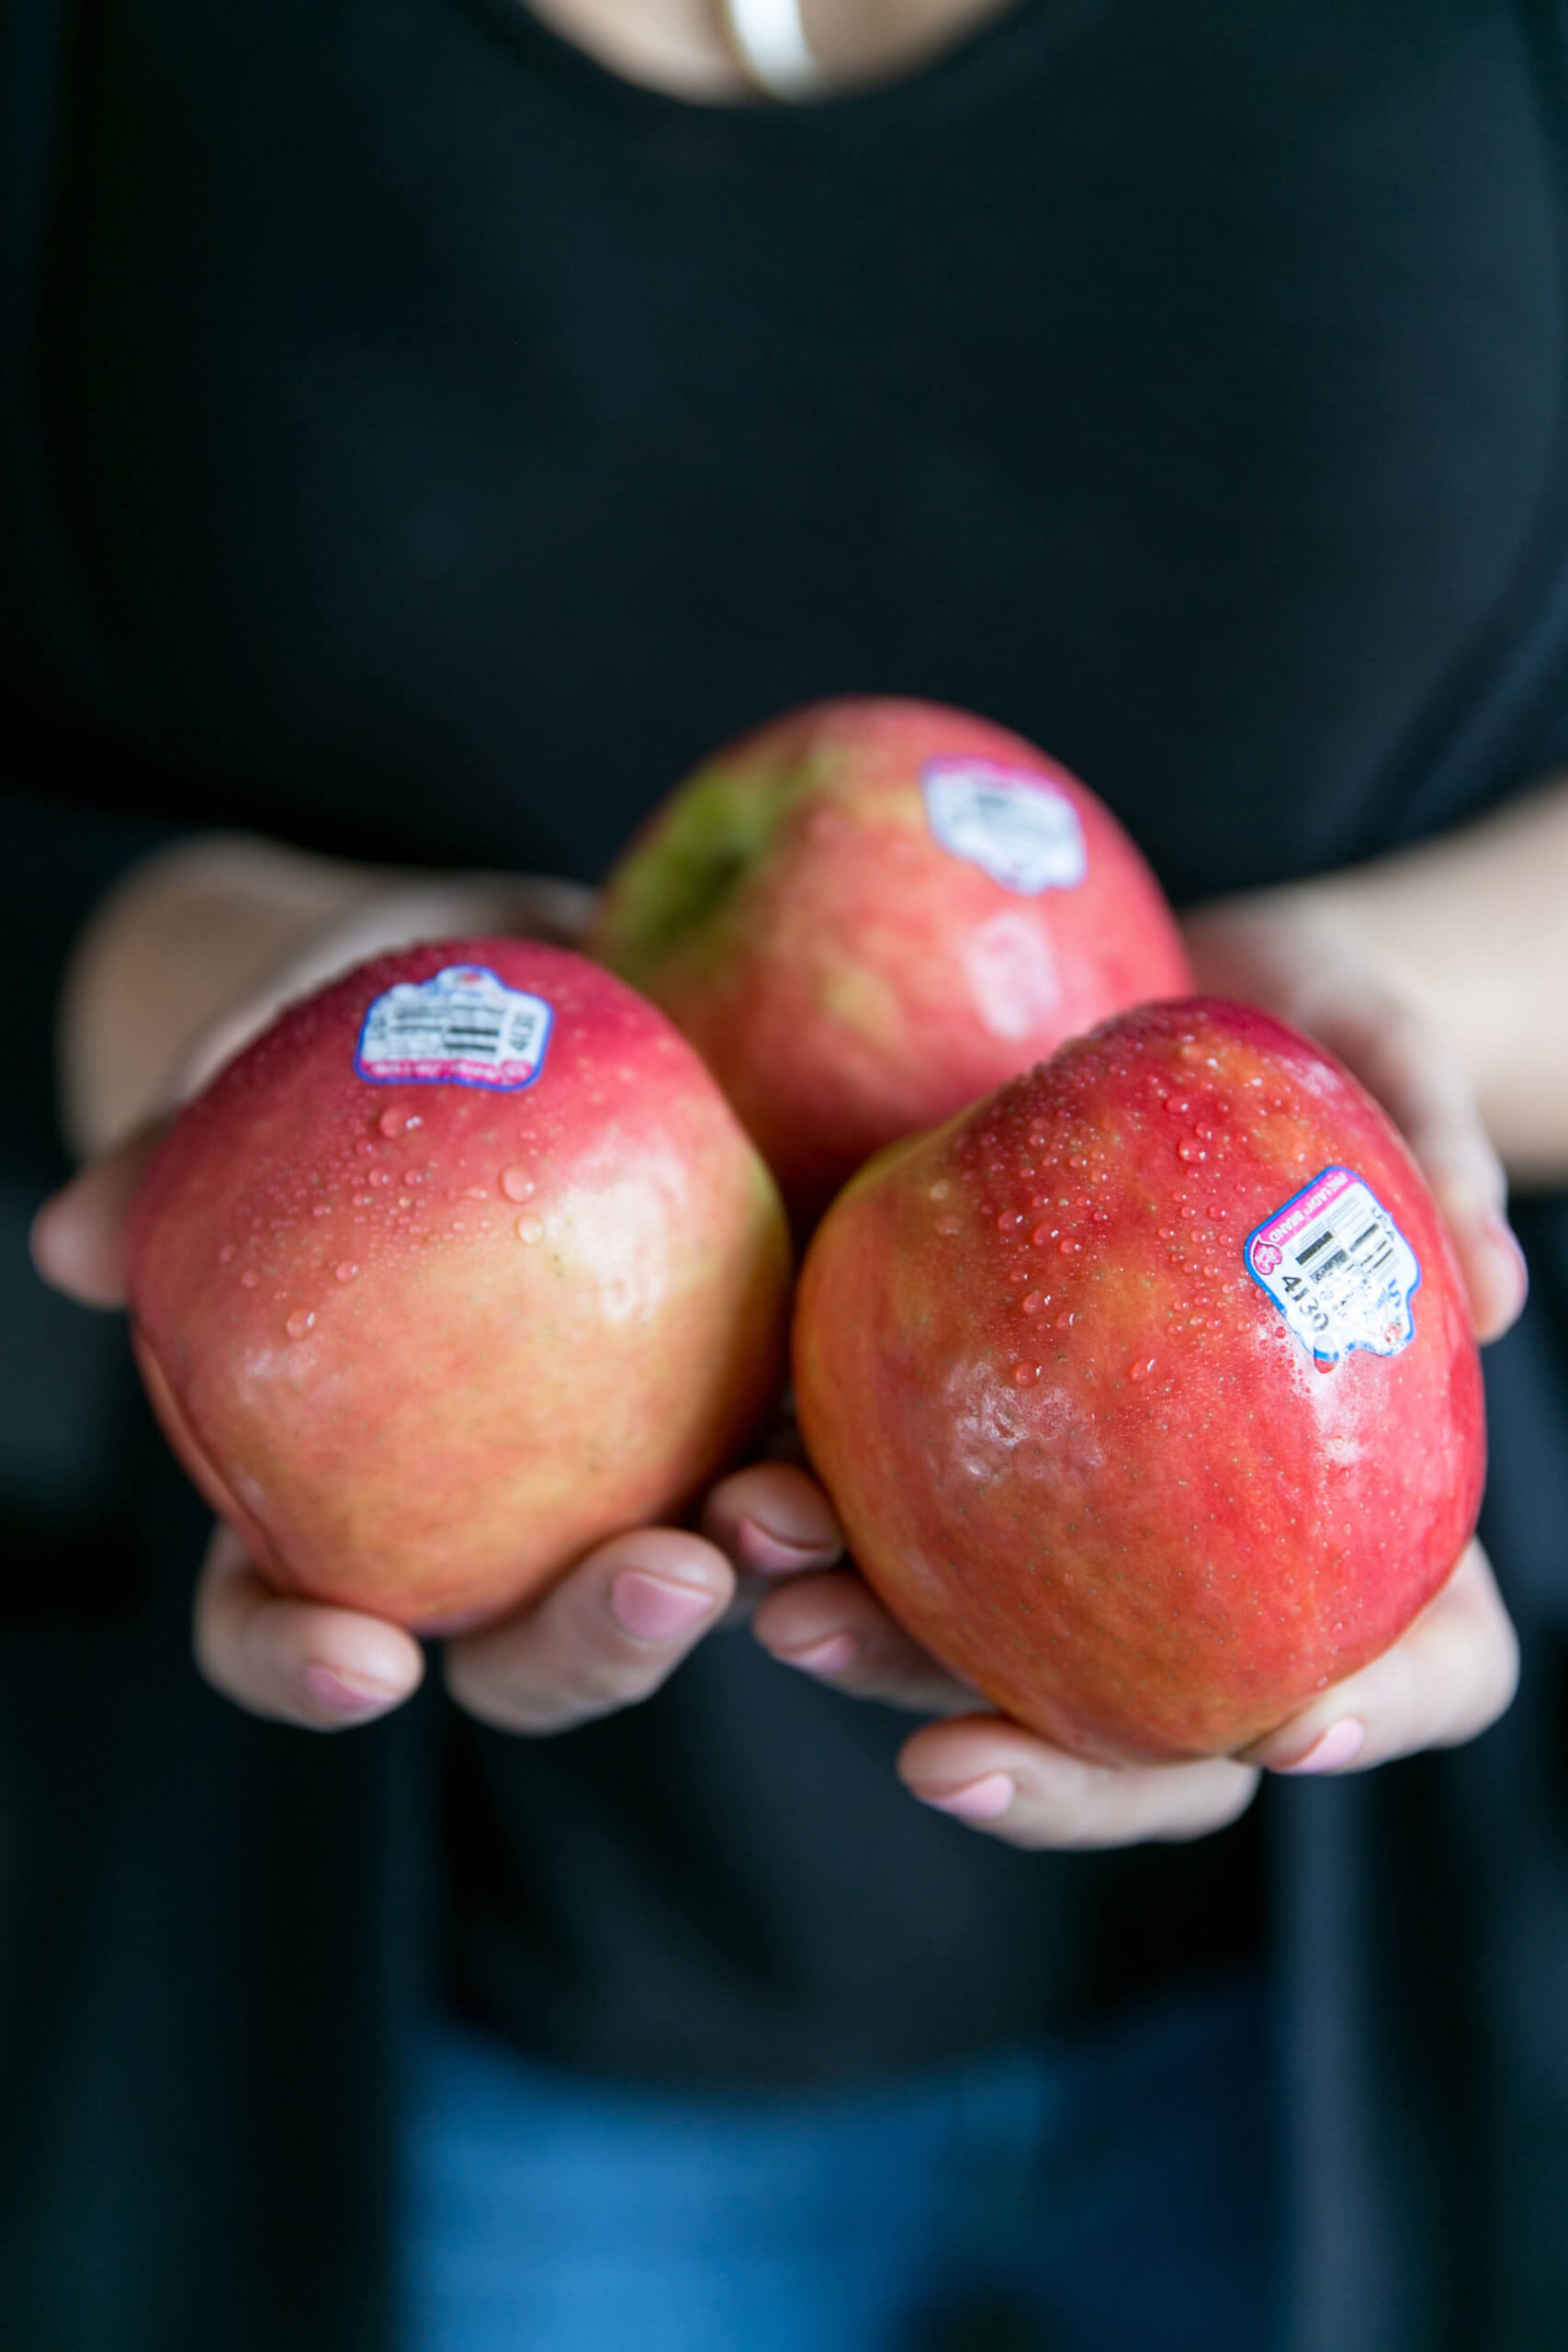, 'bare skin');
32,766,1551,1844
27,11,1546,1839
523,0,1021,101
